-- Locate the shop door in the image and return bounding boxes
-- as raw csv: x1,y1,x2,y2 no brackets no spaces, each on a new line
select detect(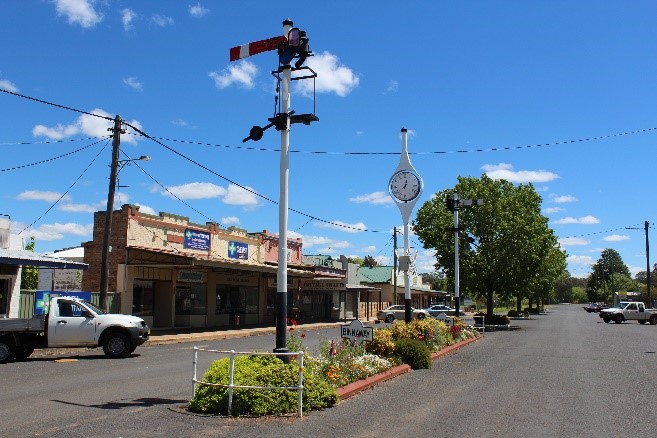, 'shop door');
153,281,173,328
